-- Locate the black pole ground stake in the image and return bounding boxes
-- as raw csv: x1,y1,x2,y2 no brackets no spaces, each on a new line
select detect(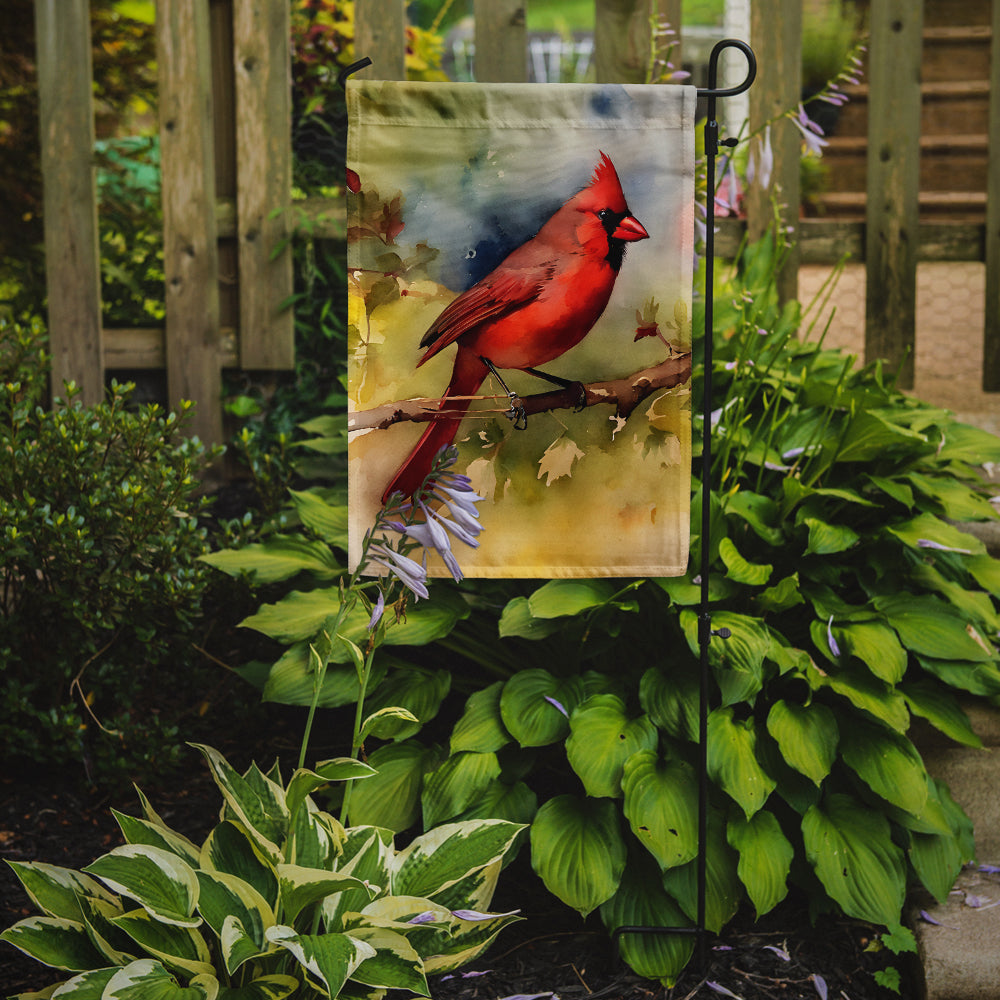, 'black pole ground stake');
612,38,756,974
